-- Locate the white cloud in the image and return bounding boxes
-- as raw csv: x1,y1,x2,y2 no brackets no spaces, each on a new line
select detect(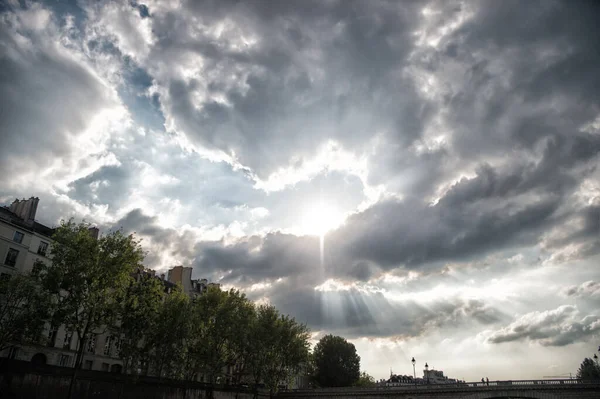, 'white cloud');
488,305,600,346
